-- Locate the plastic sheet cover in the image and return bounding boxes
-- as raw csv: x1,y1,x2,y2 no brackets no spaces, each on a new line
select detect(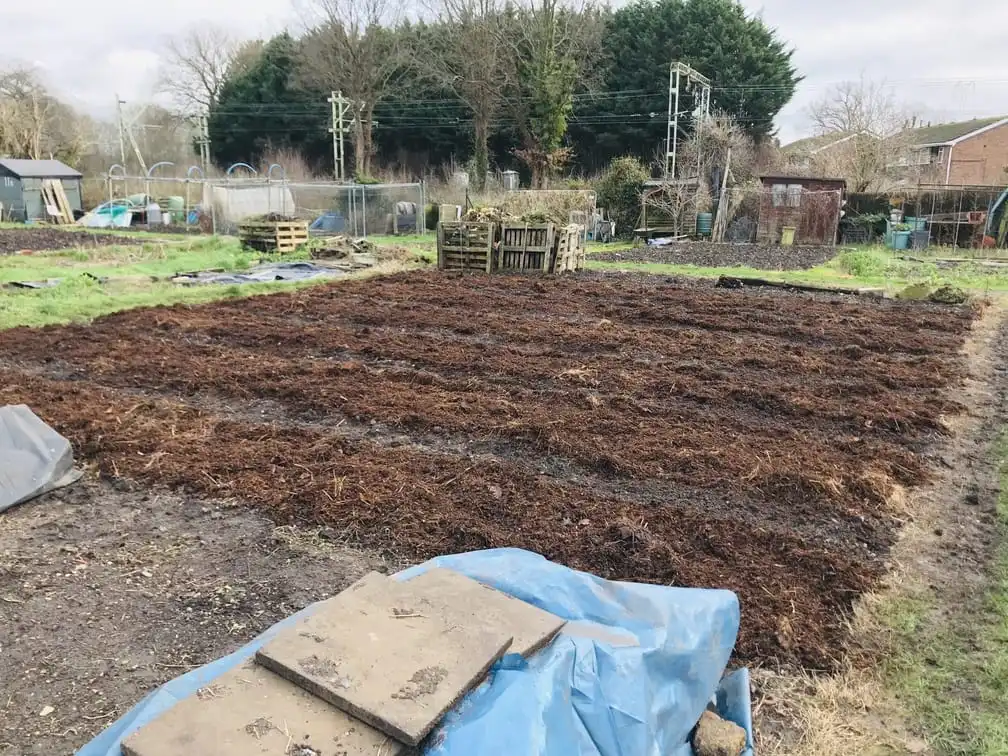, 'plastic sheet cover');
77,548,751,756
0,404,81,513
